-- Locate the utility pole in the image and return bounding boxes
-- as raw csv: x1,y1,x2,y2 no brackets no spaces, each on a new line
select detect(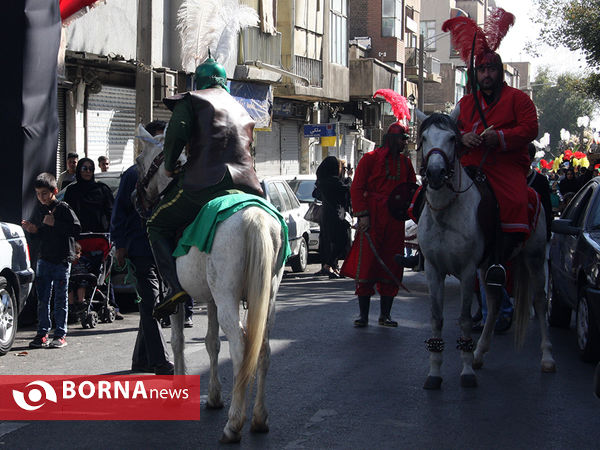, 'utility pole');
418,32,425,111
135,0,153,154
